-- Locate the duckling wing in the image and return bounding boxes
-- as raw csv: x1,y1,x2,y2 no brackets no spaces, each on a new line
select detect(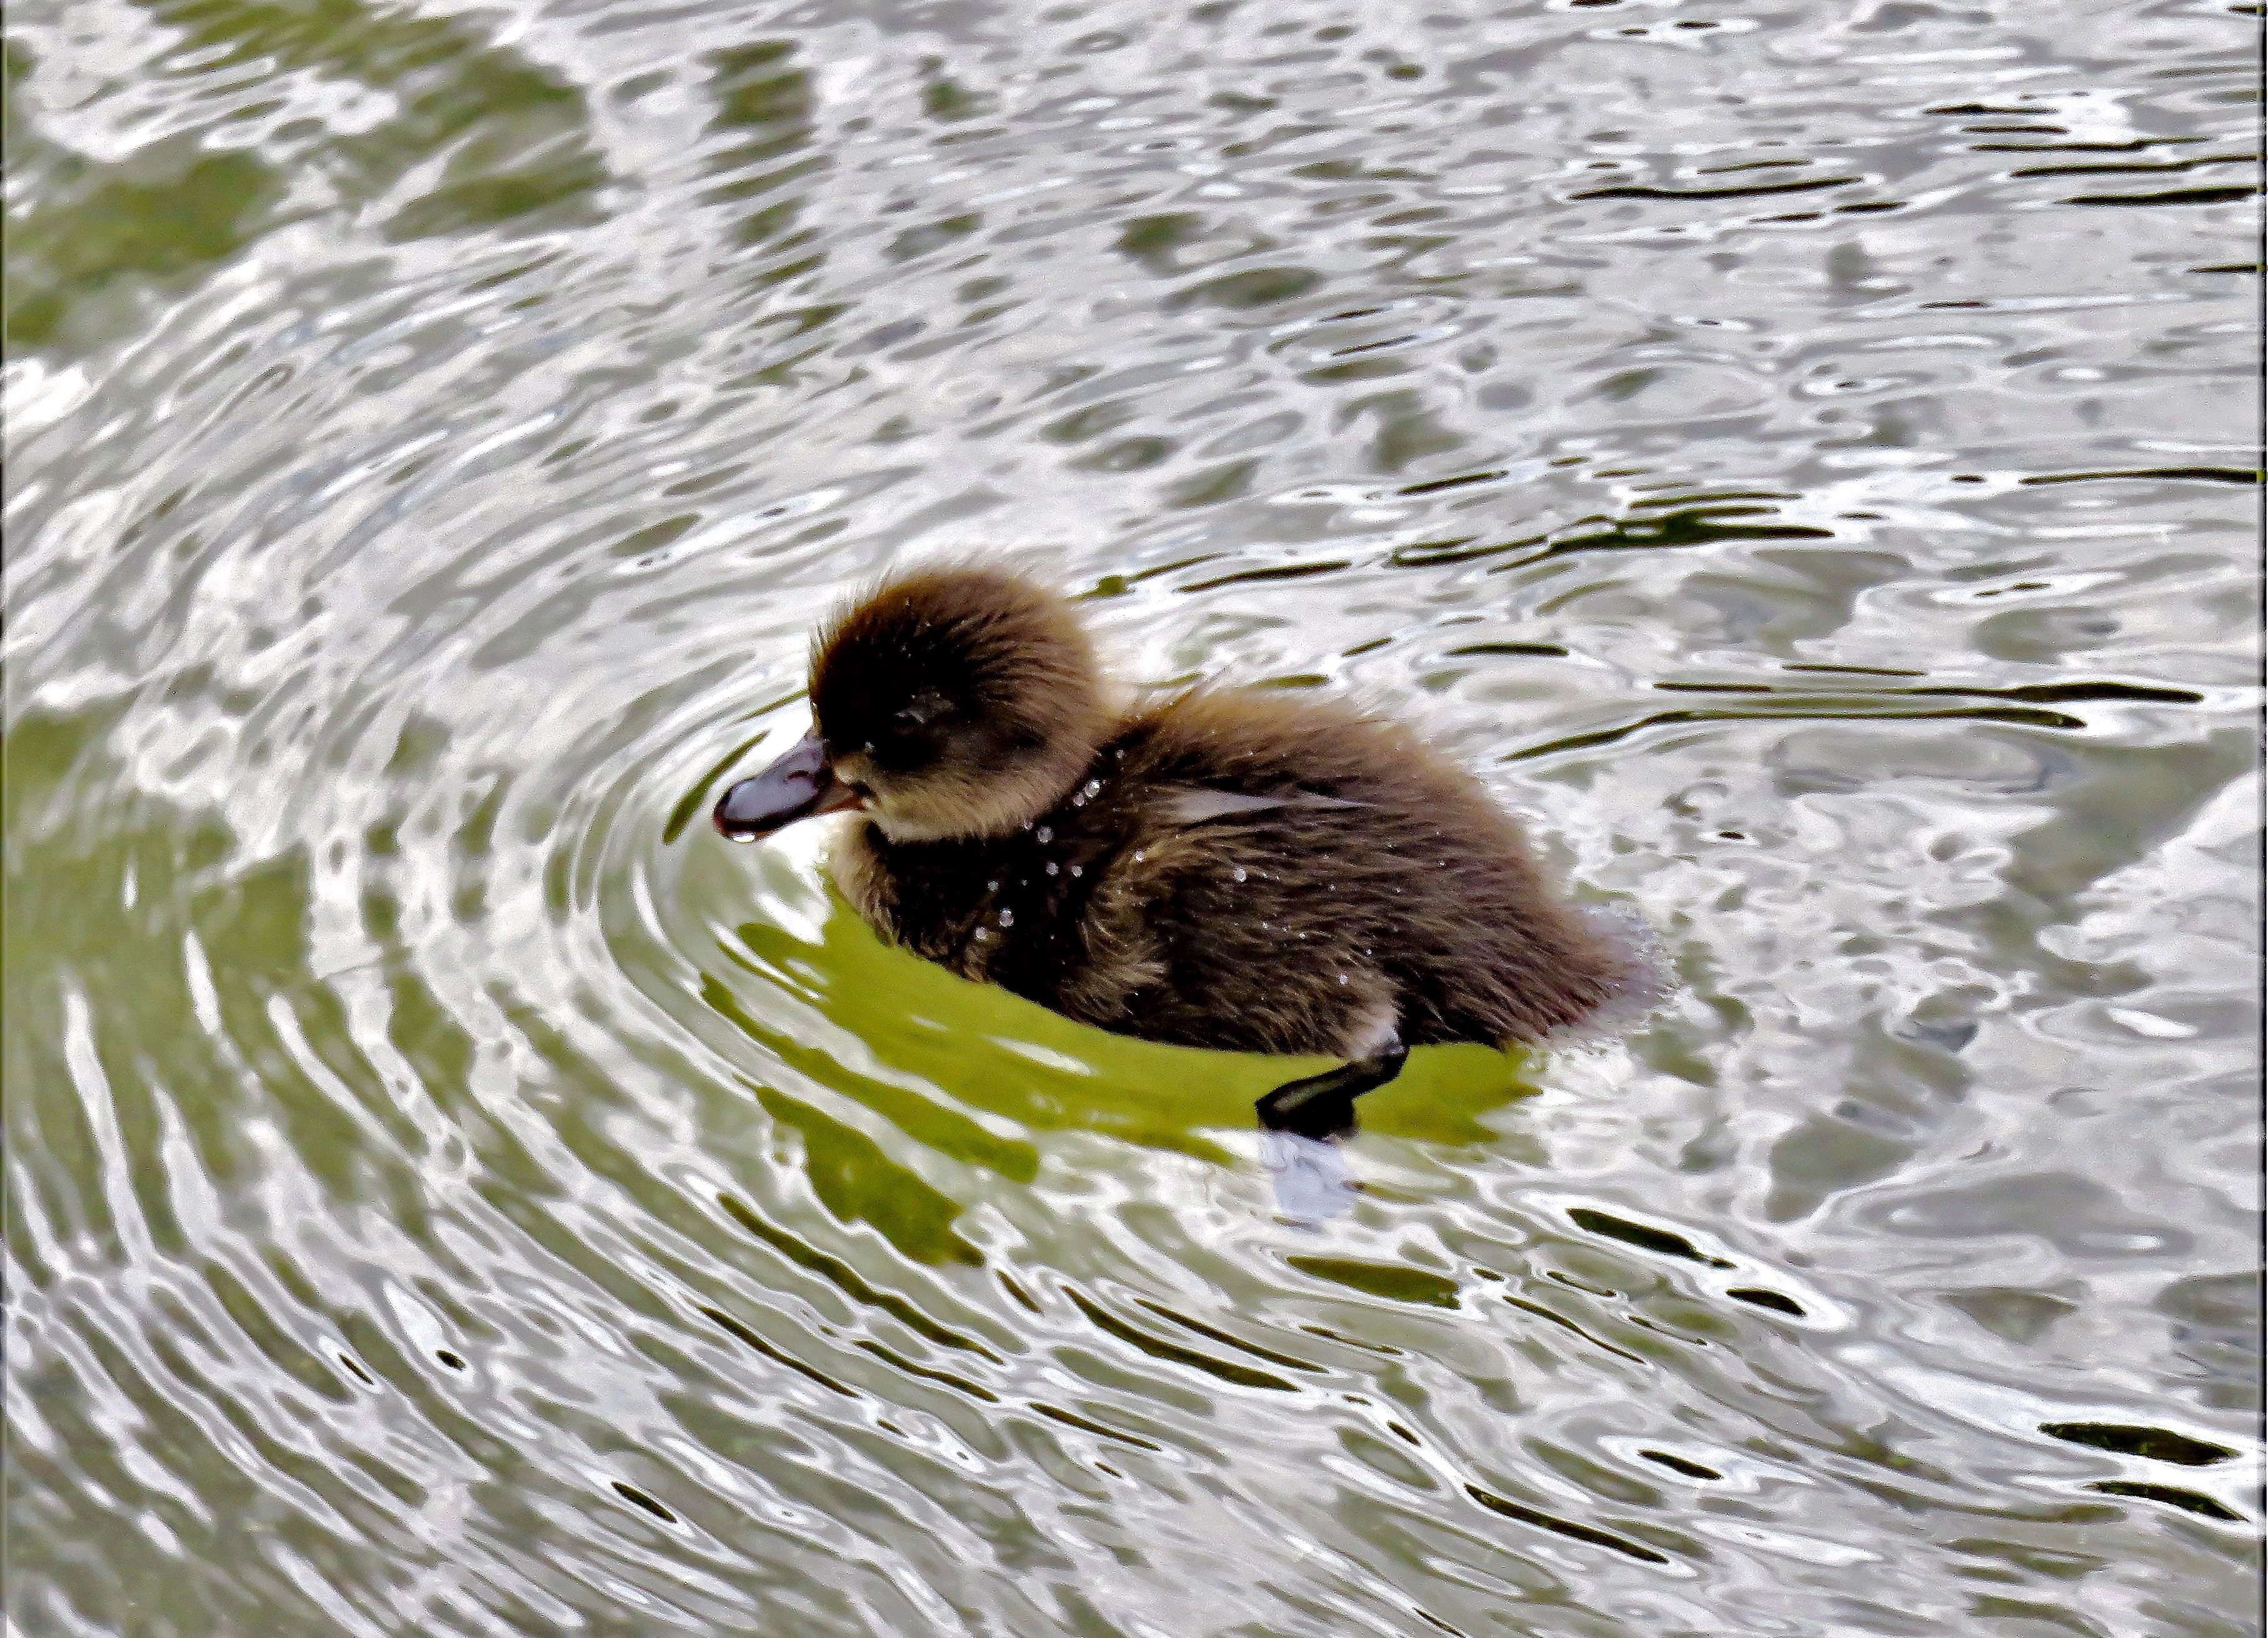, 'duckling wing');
1080,689,1631,1053
1161,787,1366,826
